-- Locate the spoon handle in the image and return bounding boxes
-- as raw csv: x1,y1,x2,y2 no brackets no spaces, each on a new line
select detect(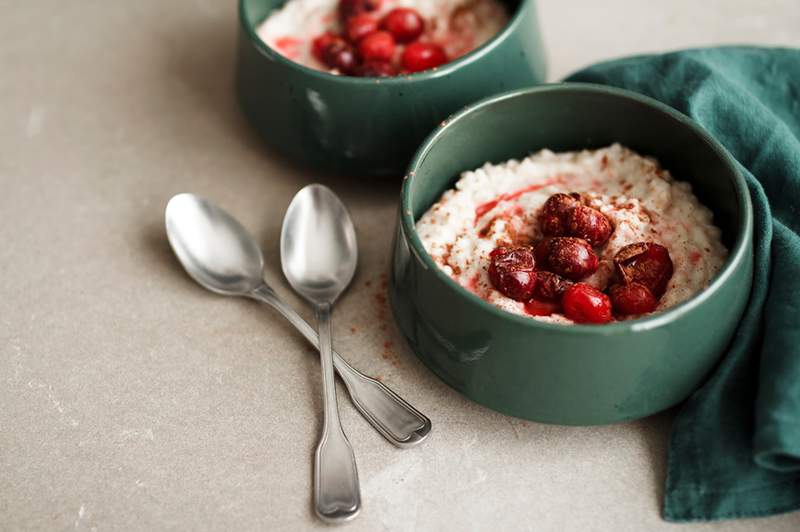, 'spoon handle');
250,285,431,448
313,302,360,523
